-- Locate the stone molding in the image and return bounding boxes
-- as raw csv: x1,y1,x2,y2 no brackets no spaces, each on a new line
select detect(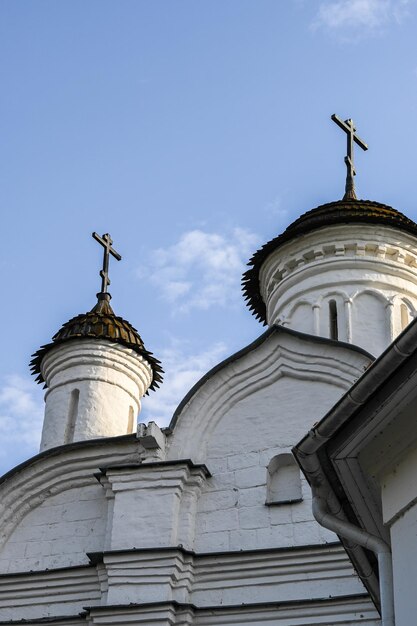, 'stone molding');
42,341,152,399
169,327,372,462
261,224,417,293
0,438,143,558
0,544,377,623
99,462,209,551
259,224,417,354
83,596,379,625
